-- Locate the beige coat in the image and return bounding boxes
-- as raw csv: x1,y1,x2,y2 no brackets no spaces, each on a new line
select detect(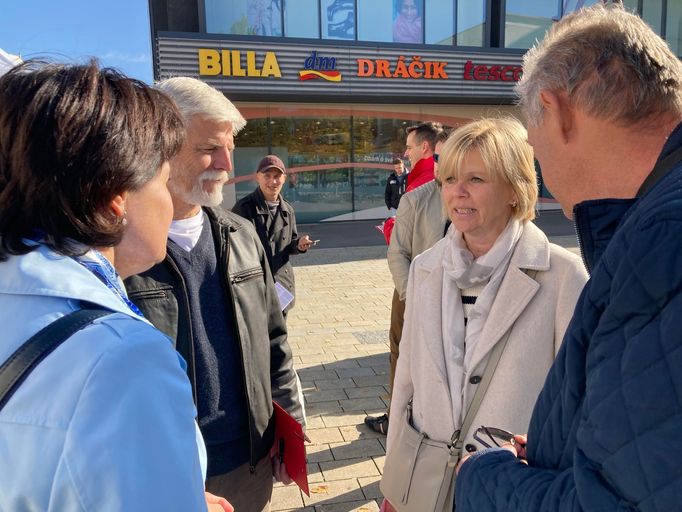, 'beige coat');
387,181,448,300
386,222,588,453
